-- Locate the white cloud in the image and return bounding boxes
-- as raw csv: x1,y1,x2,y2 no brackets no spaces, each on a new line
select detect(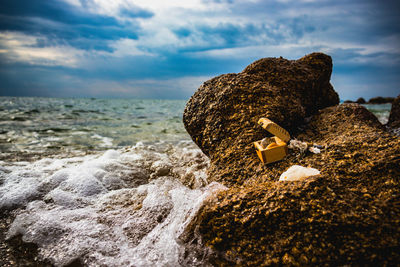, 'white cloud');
125,0,207,11
0,32,157,67
186,40,322,60
58,75,211,98
6,0,400,69
59,0,397,65
60,0,237,51
62,0,214,19
106,38,154,57
0,31,85,67
185,32,400,67
123,75,212,96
